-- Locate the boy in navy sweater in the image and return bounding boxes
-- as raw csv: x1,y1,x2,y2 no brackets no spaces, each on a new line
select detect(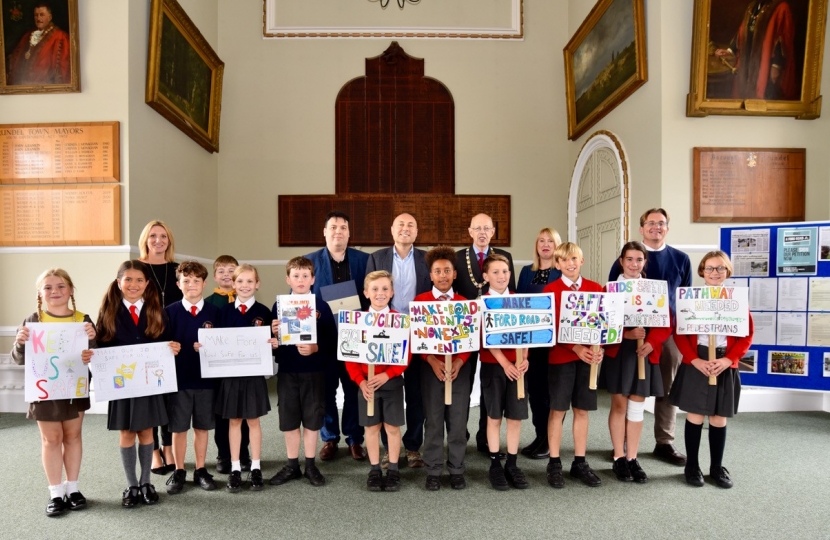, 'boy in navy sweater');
269,257,335,487
164,261,220,494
